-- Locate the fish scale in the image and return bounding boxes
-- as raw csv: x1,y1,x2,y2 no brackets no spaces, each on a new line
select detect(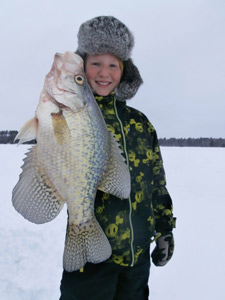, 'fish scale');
12,51,131,272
